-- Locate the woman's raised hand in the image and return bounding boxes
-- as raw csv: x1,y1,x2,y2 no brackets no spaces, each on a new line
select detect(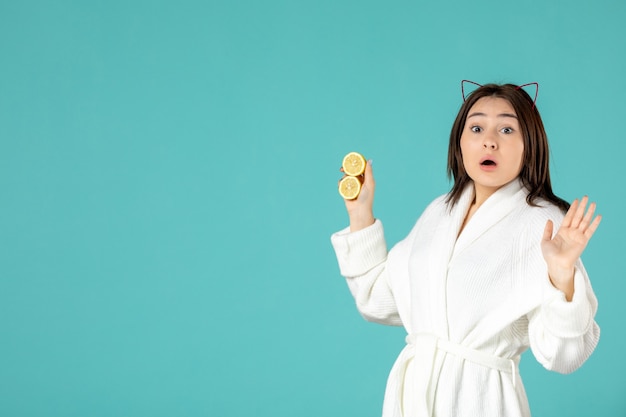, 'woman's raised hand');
540,196,602,301
340,160,376,232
